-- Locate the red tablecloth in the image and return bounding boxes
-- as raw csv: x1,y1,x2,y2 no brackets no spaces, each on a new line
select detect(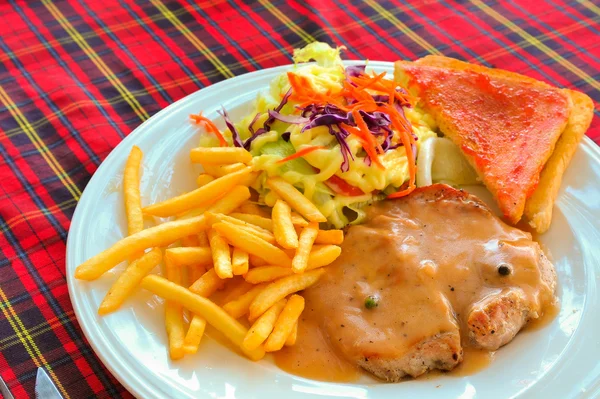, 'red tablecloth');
0,1,598,397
